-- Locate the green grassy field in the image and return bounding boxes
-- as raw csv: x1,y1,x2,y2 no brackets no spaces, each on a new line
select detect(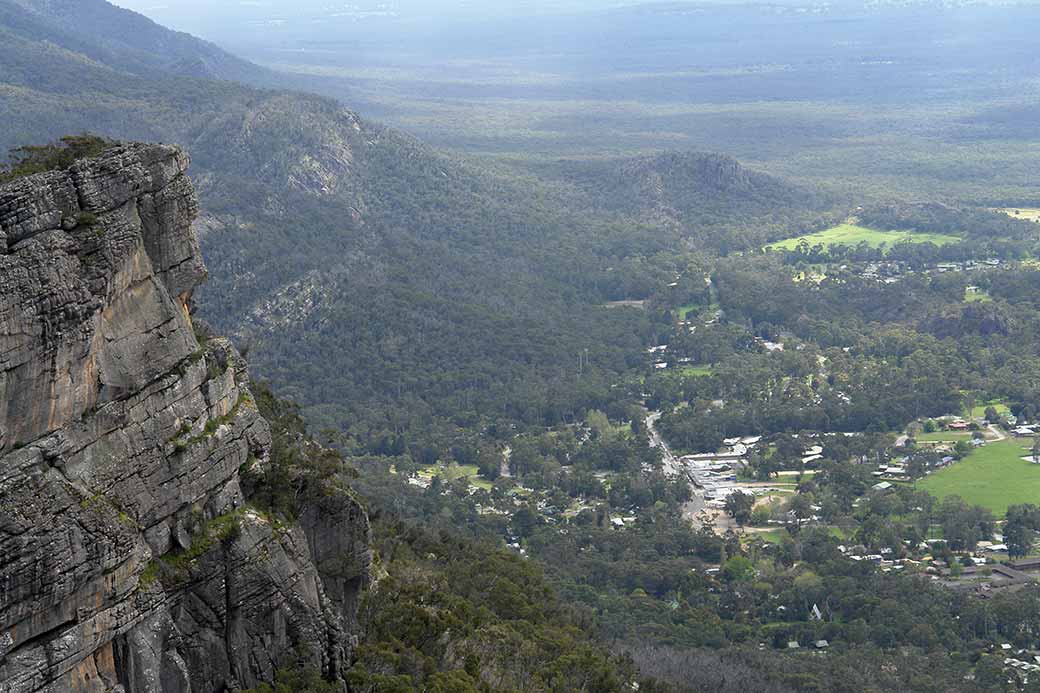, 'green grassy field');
999,208,1040,223
420,462,493,490
965,288,992,303
919,440,1040,514
678,365,714,377
750,520,844,545
747,528,791,545
915,431,971,442
966,399,1010,419
766,224,960,252
828,526,852,541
